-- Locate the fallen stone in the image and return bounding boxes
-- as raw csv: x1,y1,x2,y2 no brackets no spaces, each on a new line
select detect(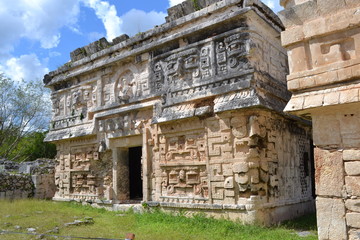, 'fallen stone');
27,228,36,232
36,234,45,239
296,231,313,237
46,226,60,234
